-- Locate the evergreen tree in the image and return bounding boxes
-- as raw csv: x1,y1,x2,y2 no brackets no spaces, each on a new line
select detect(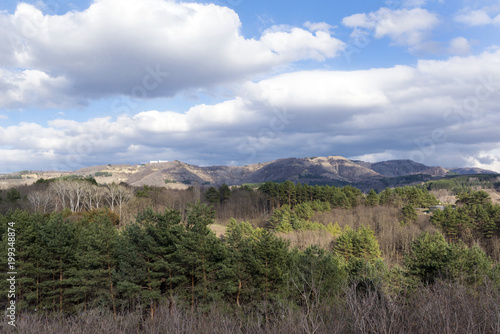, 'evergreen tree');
401,204,417,225
333,226,381,264
205,187,220,205
39,213,78,313
457,190,491,206
69,213,119,314
378,188,392,205
6,188,21,203
280,181,296,207
218,183,231,204
404,232,450,284
249,230,291,305
365,189,379,206
268,205,293,232
177,203,226,308
224,219,256,306
289,245,347,312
